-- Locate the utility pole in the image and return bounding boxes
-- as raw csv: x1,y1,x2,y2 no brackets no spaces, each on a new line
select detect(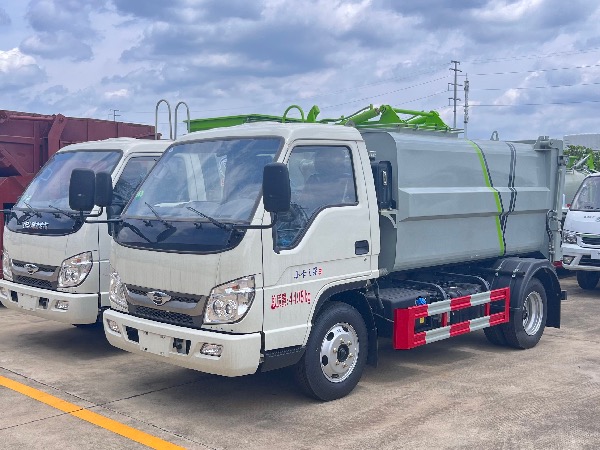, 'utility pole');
463,75,469,138
110,109,120,122
448,60,462,129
